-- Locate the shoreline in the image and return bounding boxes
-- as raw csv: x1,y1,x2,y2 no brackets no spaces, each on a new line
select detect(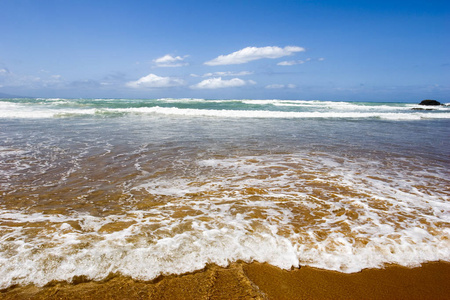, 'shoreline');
2,261,449,299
